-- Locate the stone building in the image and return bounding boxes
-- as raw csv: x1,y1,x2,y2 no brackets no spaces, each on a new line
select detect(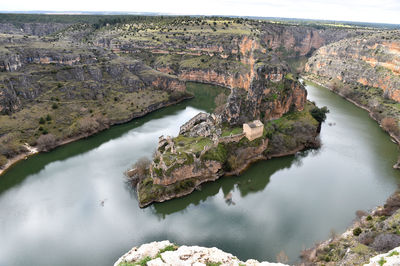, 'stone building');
243,120,264,141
